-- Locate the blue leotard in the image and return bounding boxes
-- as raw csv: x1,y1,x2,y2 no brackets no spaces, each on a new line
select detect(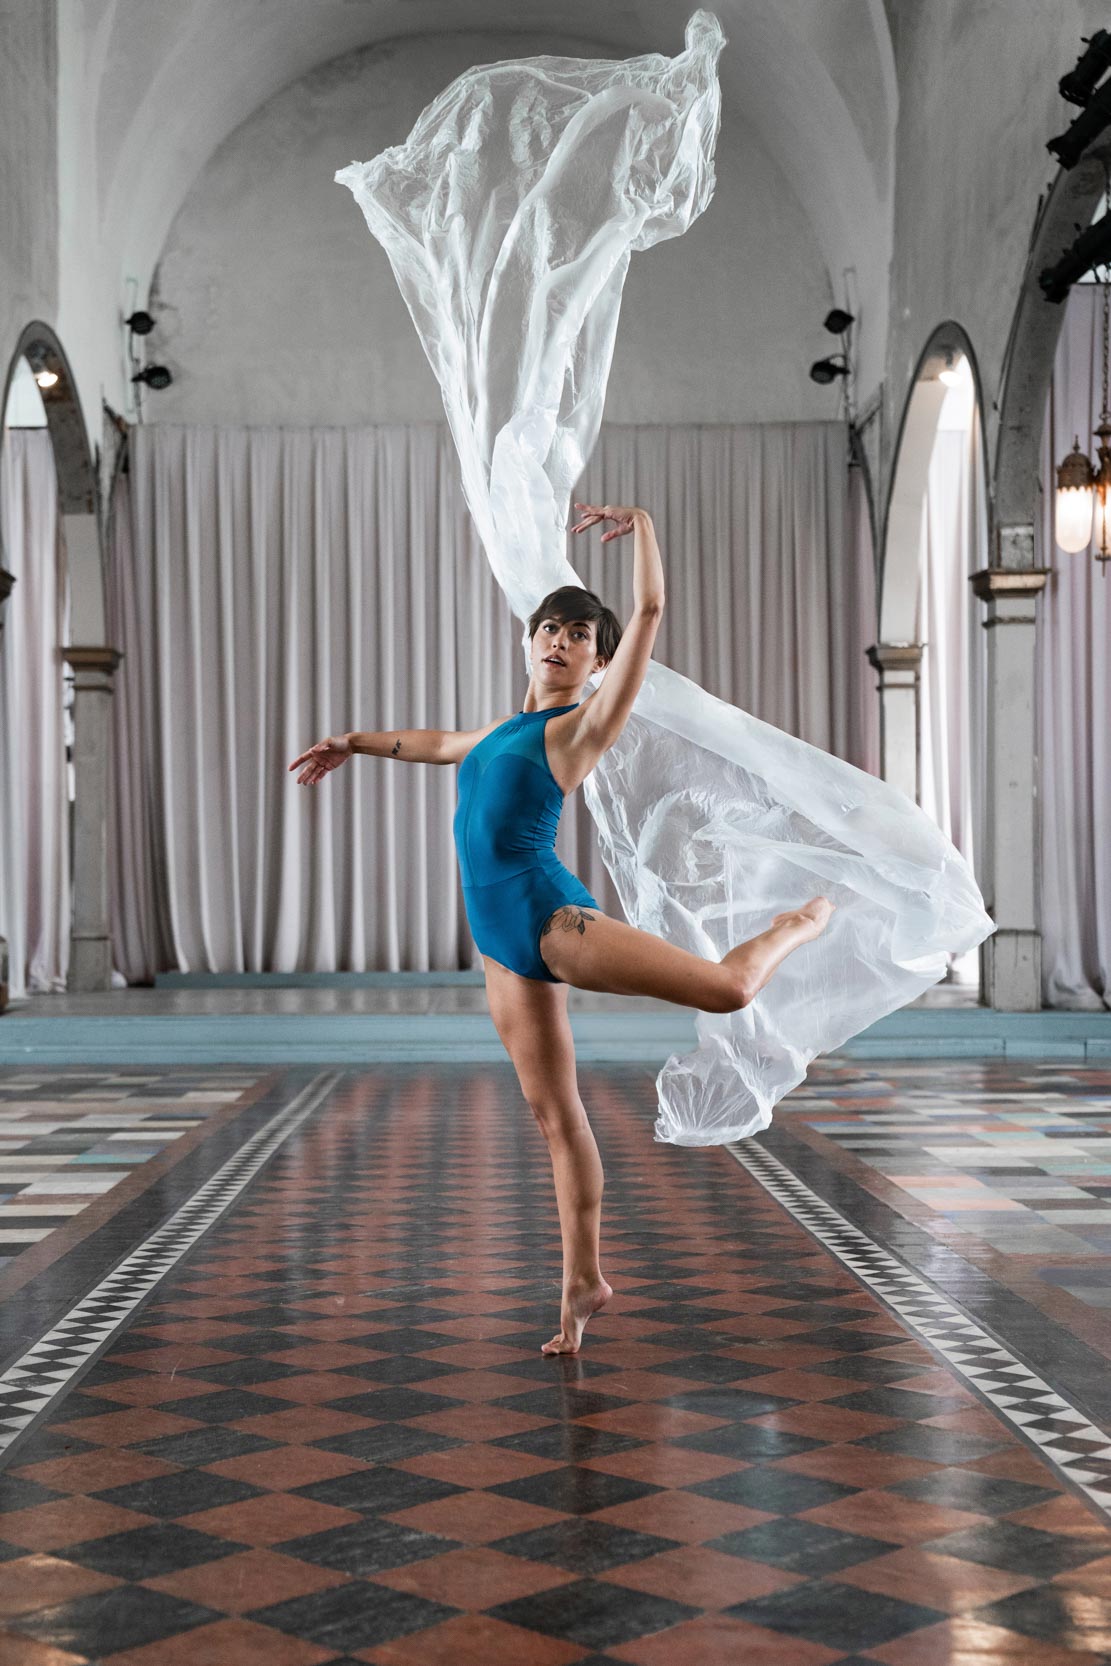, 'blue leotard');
453,705,600,981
